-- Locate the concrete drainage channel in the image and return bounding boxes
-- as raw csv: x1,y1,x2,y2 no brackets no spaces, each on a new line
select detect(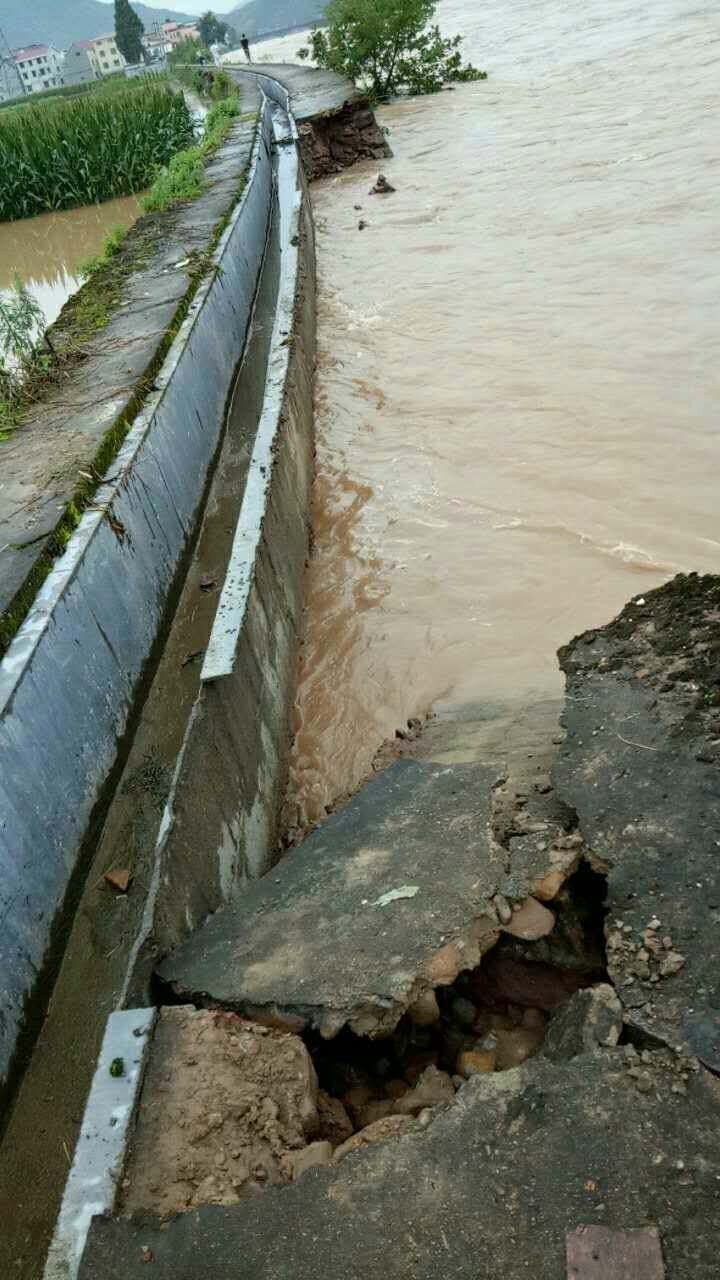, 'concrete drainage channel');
0,63,390,1280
